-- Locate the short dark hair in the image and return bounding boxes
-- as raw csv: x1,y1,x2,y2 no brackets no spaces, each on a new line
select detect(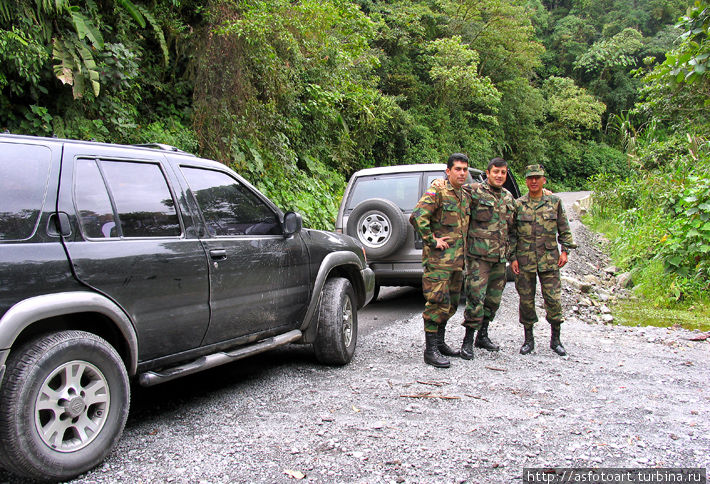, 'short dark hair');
447,153,469,169
487,157,507,171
